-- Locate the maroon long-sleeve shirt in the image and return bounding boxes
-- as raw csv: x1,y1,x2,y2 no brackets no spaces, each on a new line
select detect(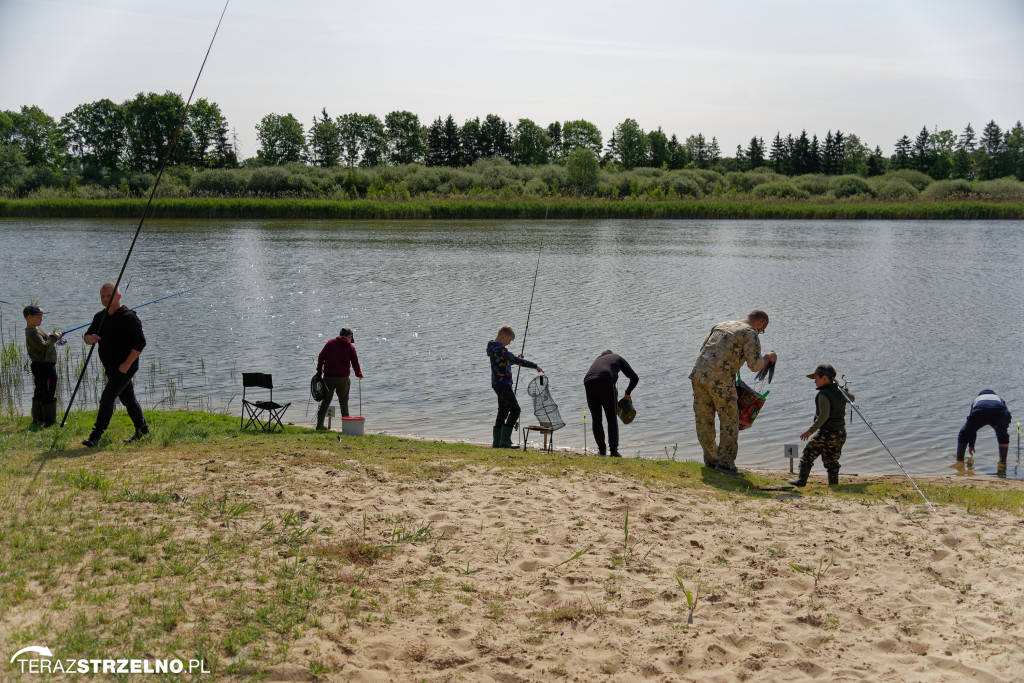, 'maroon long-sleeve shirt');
317,336,362,377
